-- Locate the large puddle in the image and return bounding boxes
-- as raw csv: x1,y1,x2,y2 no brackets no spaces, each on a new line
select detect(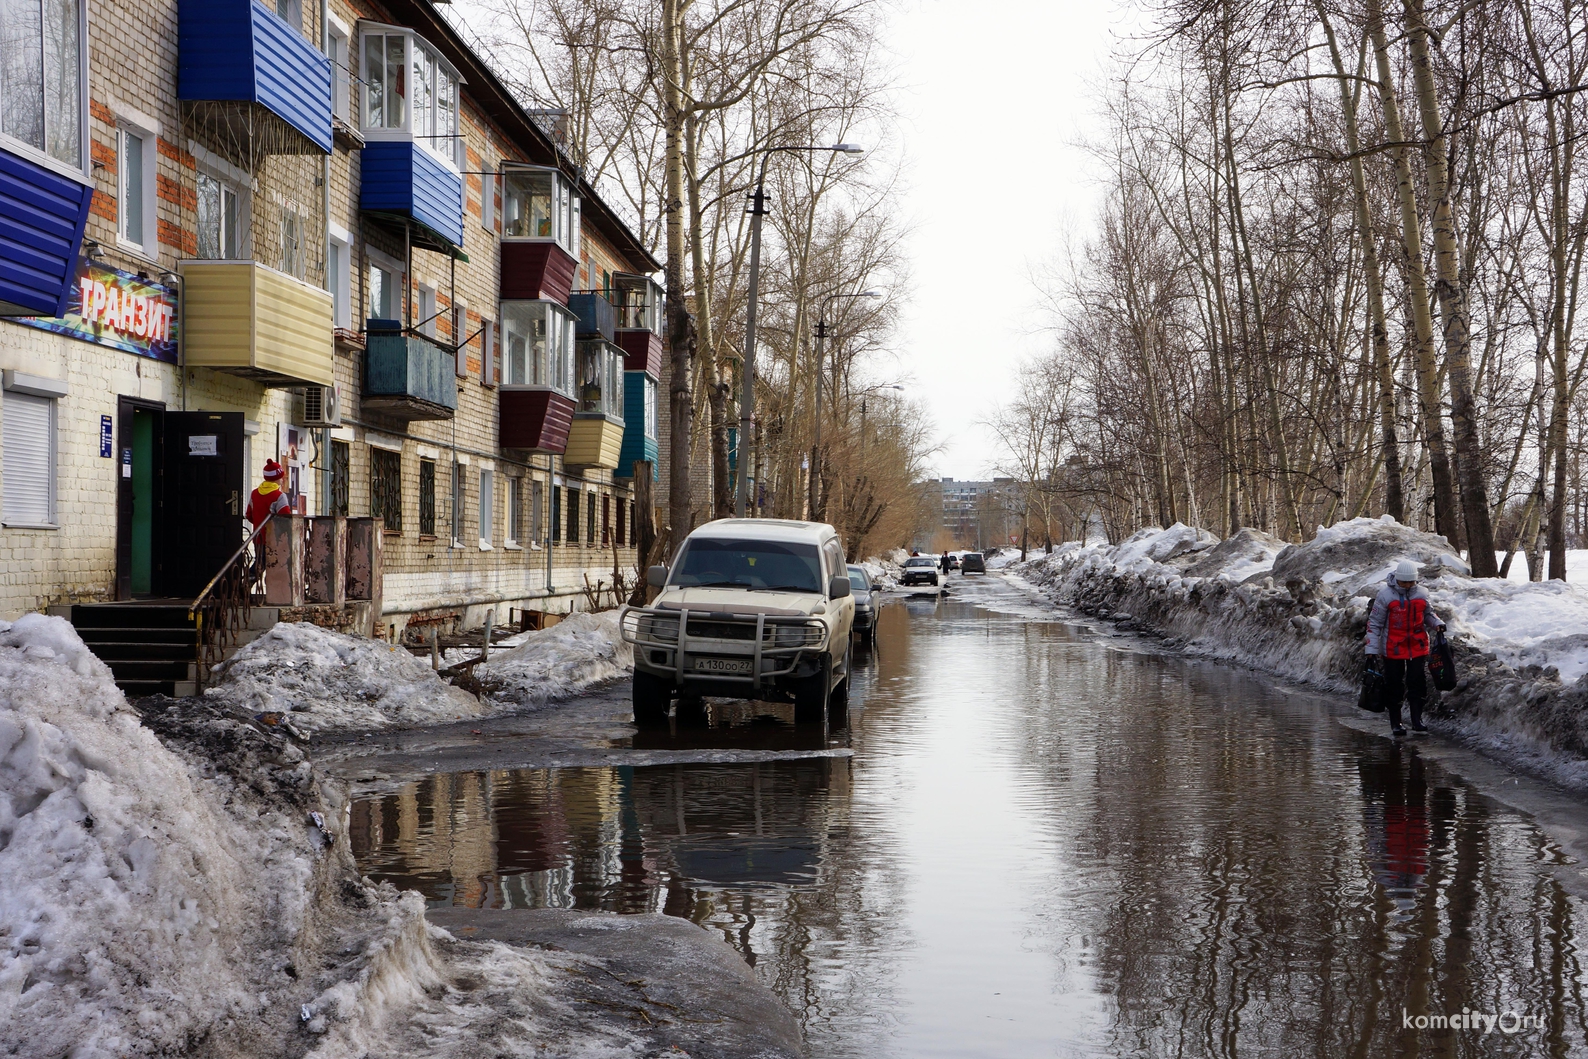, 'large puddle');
352,591,1588,1056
